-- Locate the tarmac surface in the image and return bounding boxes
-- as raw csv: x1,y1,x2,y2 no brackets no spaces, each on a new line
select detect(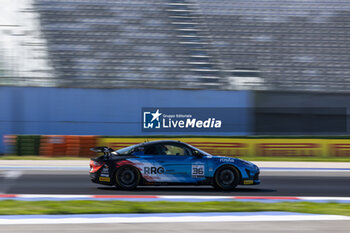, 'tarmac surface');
0,160,349,196
0,160,350,233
